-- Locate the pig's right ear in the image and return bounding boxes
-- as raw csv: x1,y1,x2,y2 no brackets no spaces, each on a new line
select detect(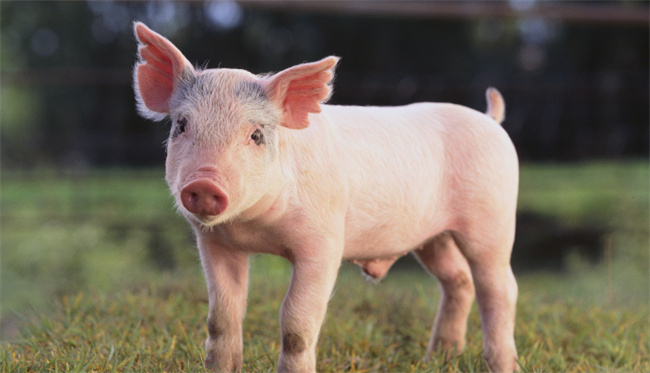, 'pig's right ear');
133,22,194,121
